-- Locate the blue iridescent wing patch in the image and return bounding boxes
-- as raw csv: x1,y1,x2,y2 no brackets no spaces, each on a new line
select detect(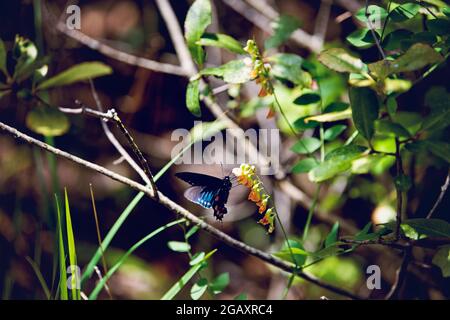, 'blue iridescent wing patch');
184,186,219,209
